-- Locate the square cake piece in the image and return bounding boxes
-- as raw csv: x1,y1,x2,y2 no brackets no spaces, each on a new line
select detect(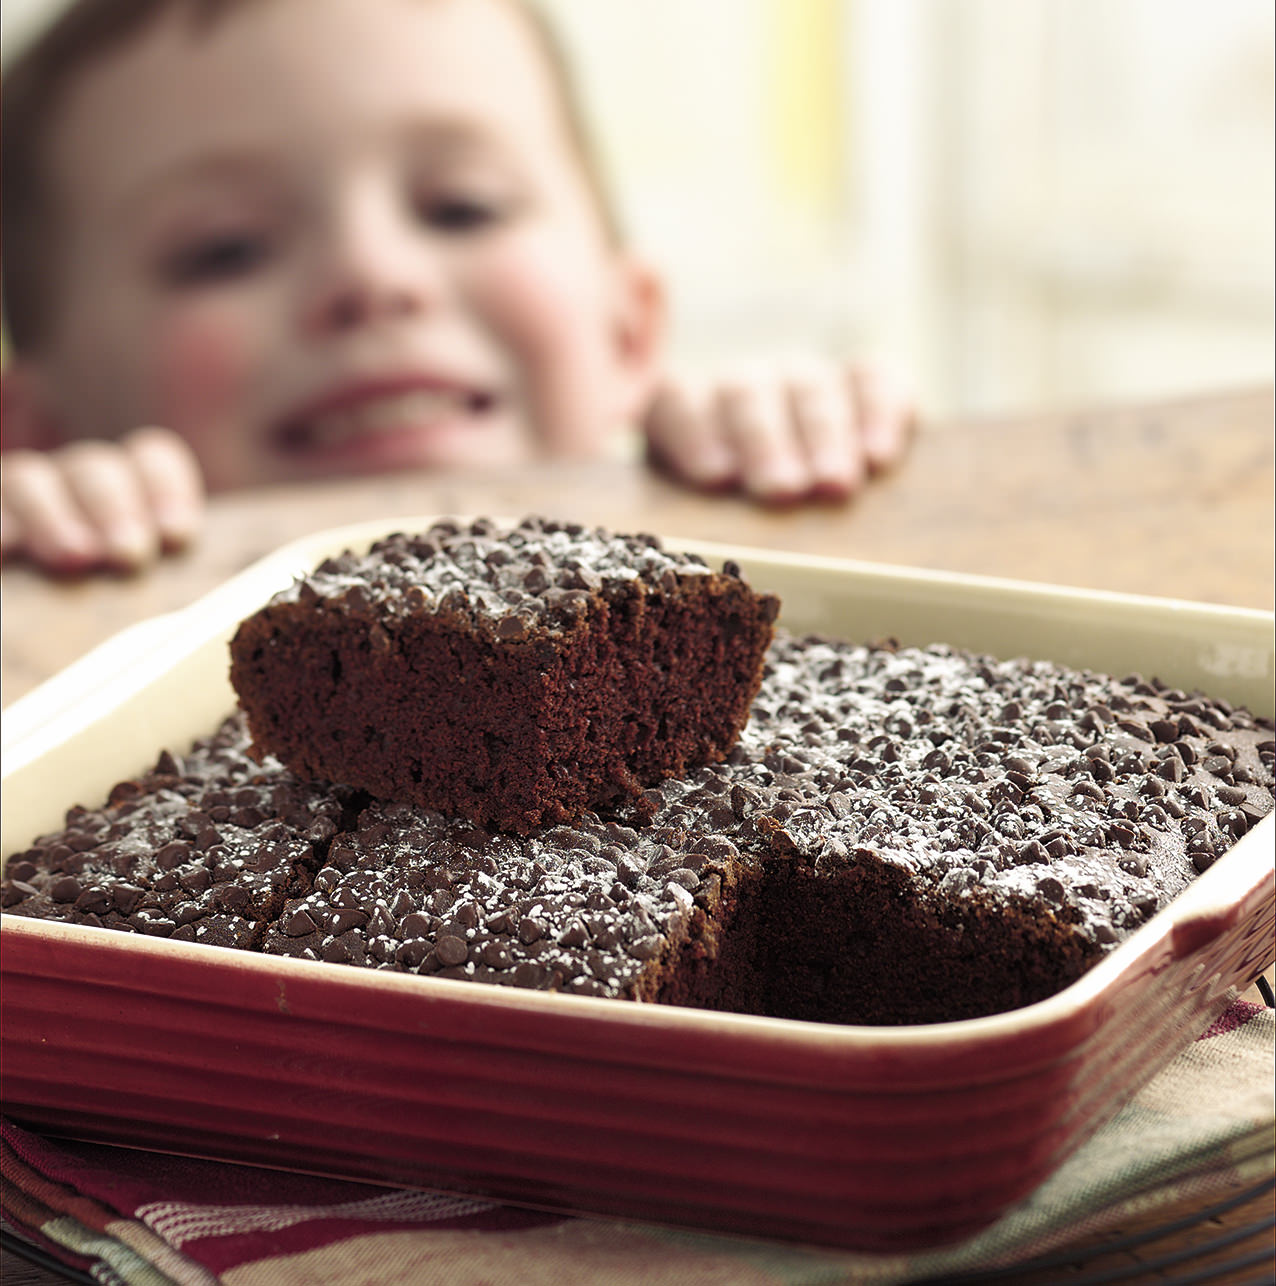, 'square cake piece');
229,517,779,832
